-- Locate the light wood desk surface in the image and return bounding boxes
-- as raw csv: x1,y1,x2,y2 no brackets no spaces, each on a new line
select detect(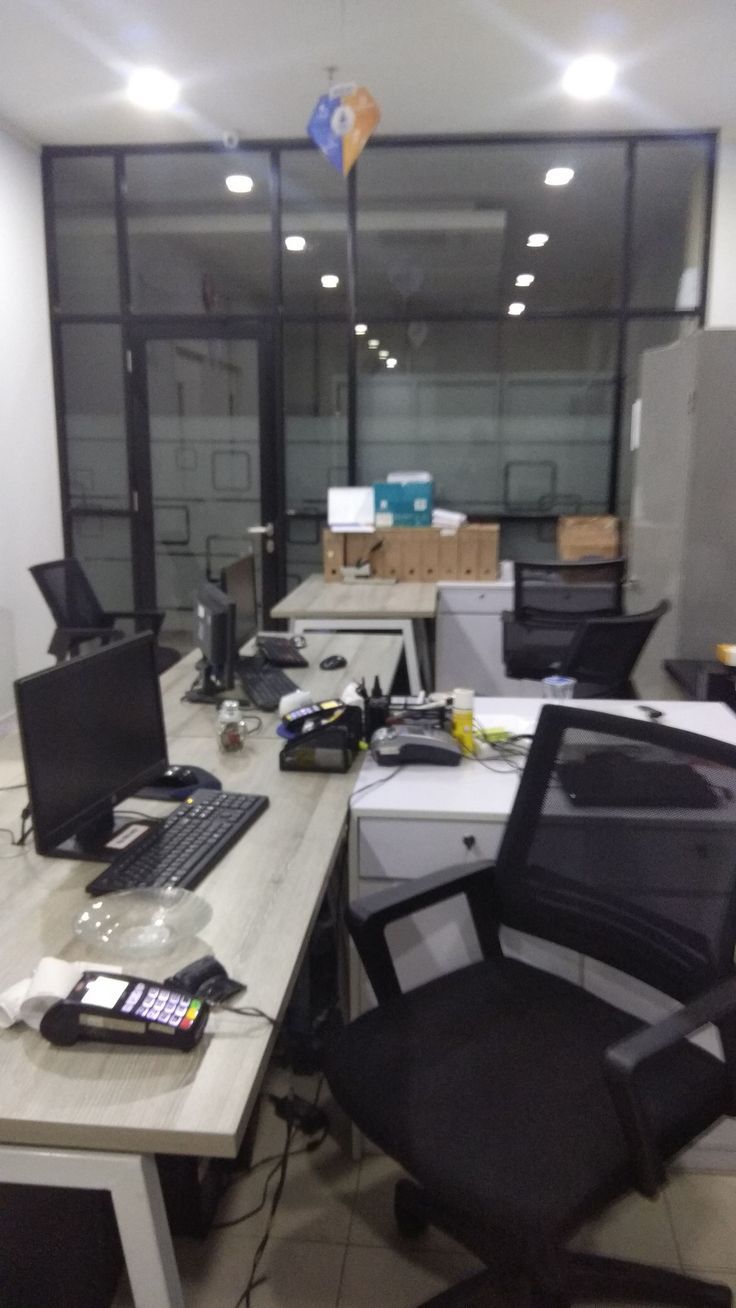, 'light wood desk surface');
0,645,384,1160
270,573,437,621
